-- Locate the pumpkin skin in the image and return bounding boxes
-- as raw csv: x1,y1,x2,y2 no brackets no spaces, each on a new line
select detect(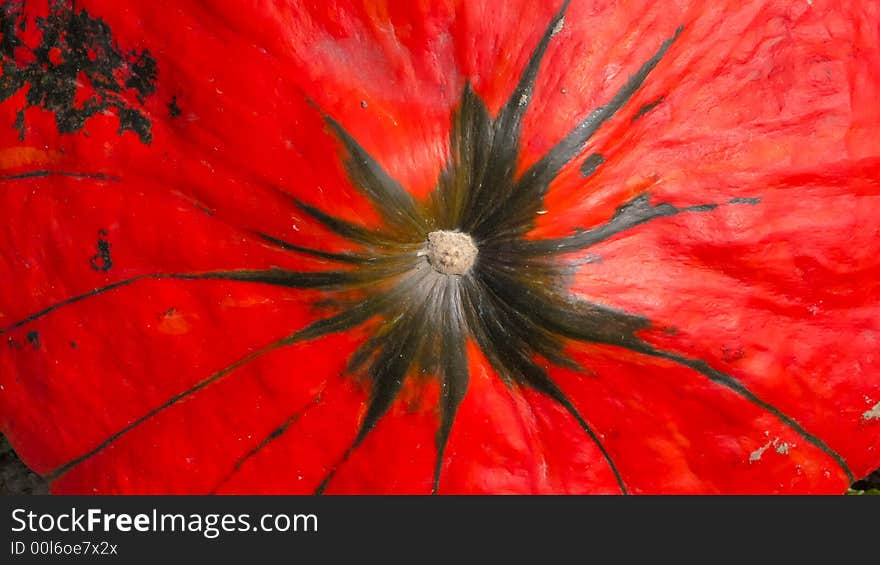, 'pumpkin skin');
1,0,879,494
